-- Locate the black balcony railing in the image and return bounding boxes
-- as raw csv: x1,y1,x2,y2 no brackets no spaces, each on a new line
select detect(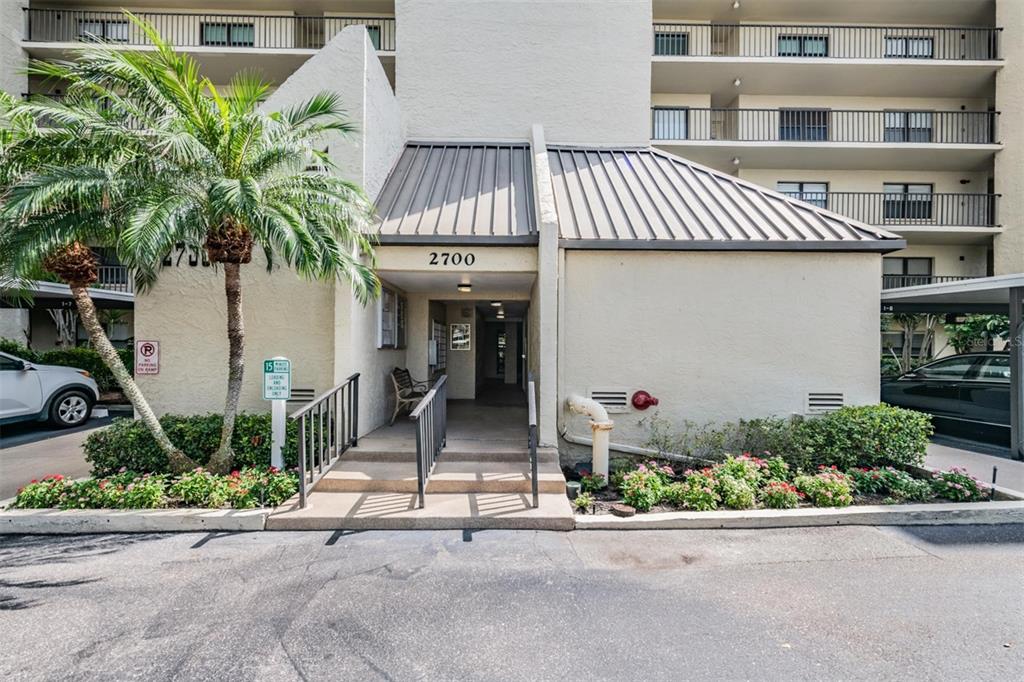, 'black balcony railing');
23,8,396,52
652,22,1001,60
651,107,999,144
778,191,999,227
882,274,982,289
